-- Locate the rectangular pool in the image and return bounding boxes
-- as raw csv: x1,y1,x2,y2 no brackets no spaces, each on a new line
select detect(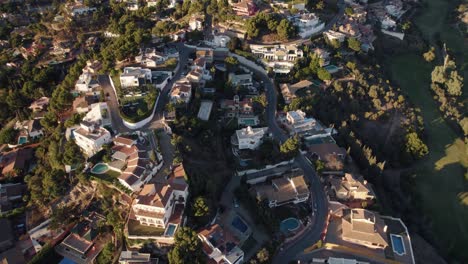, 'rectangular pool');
390,234,406,256
231,216,248,234
18,136,27,145
165,224,177,237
